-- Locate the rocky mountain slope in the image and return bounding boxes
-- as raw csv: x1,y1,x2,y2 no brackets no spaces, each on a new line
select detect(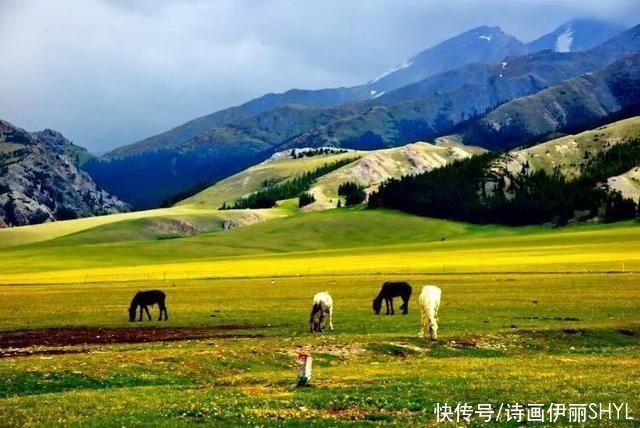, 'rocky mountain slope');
461,53,640,149
0,120,128,227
